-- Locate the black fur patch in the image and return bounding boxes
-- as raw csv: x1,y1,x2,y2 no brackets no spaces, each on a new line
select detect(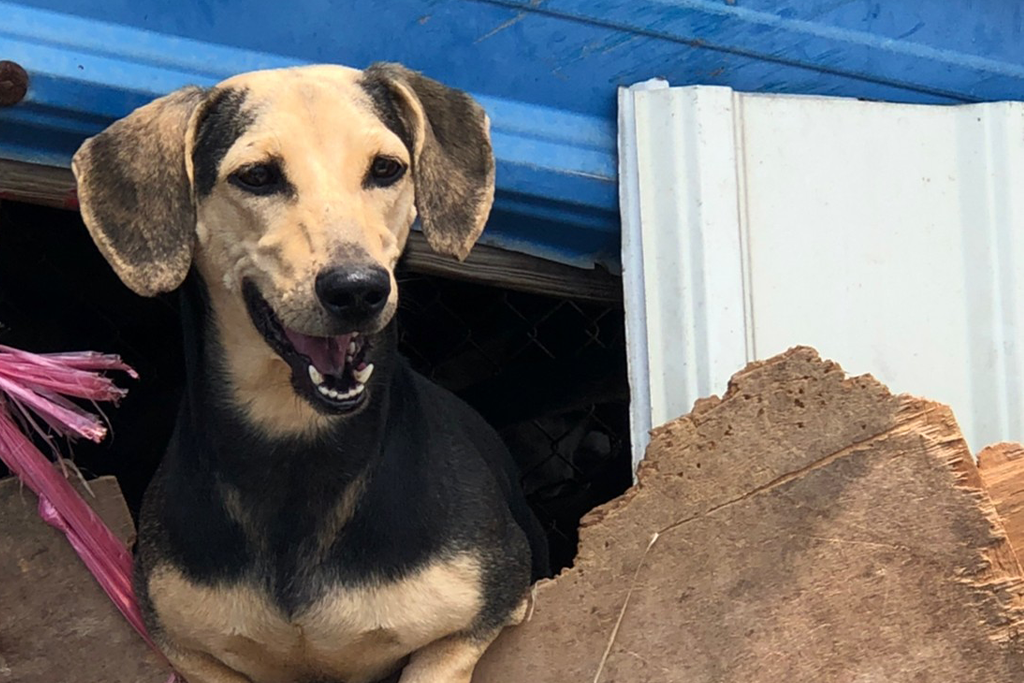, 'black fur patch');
136,272,547,628
192,88,254,198
359,75,414,154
